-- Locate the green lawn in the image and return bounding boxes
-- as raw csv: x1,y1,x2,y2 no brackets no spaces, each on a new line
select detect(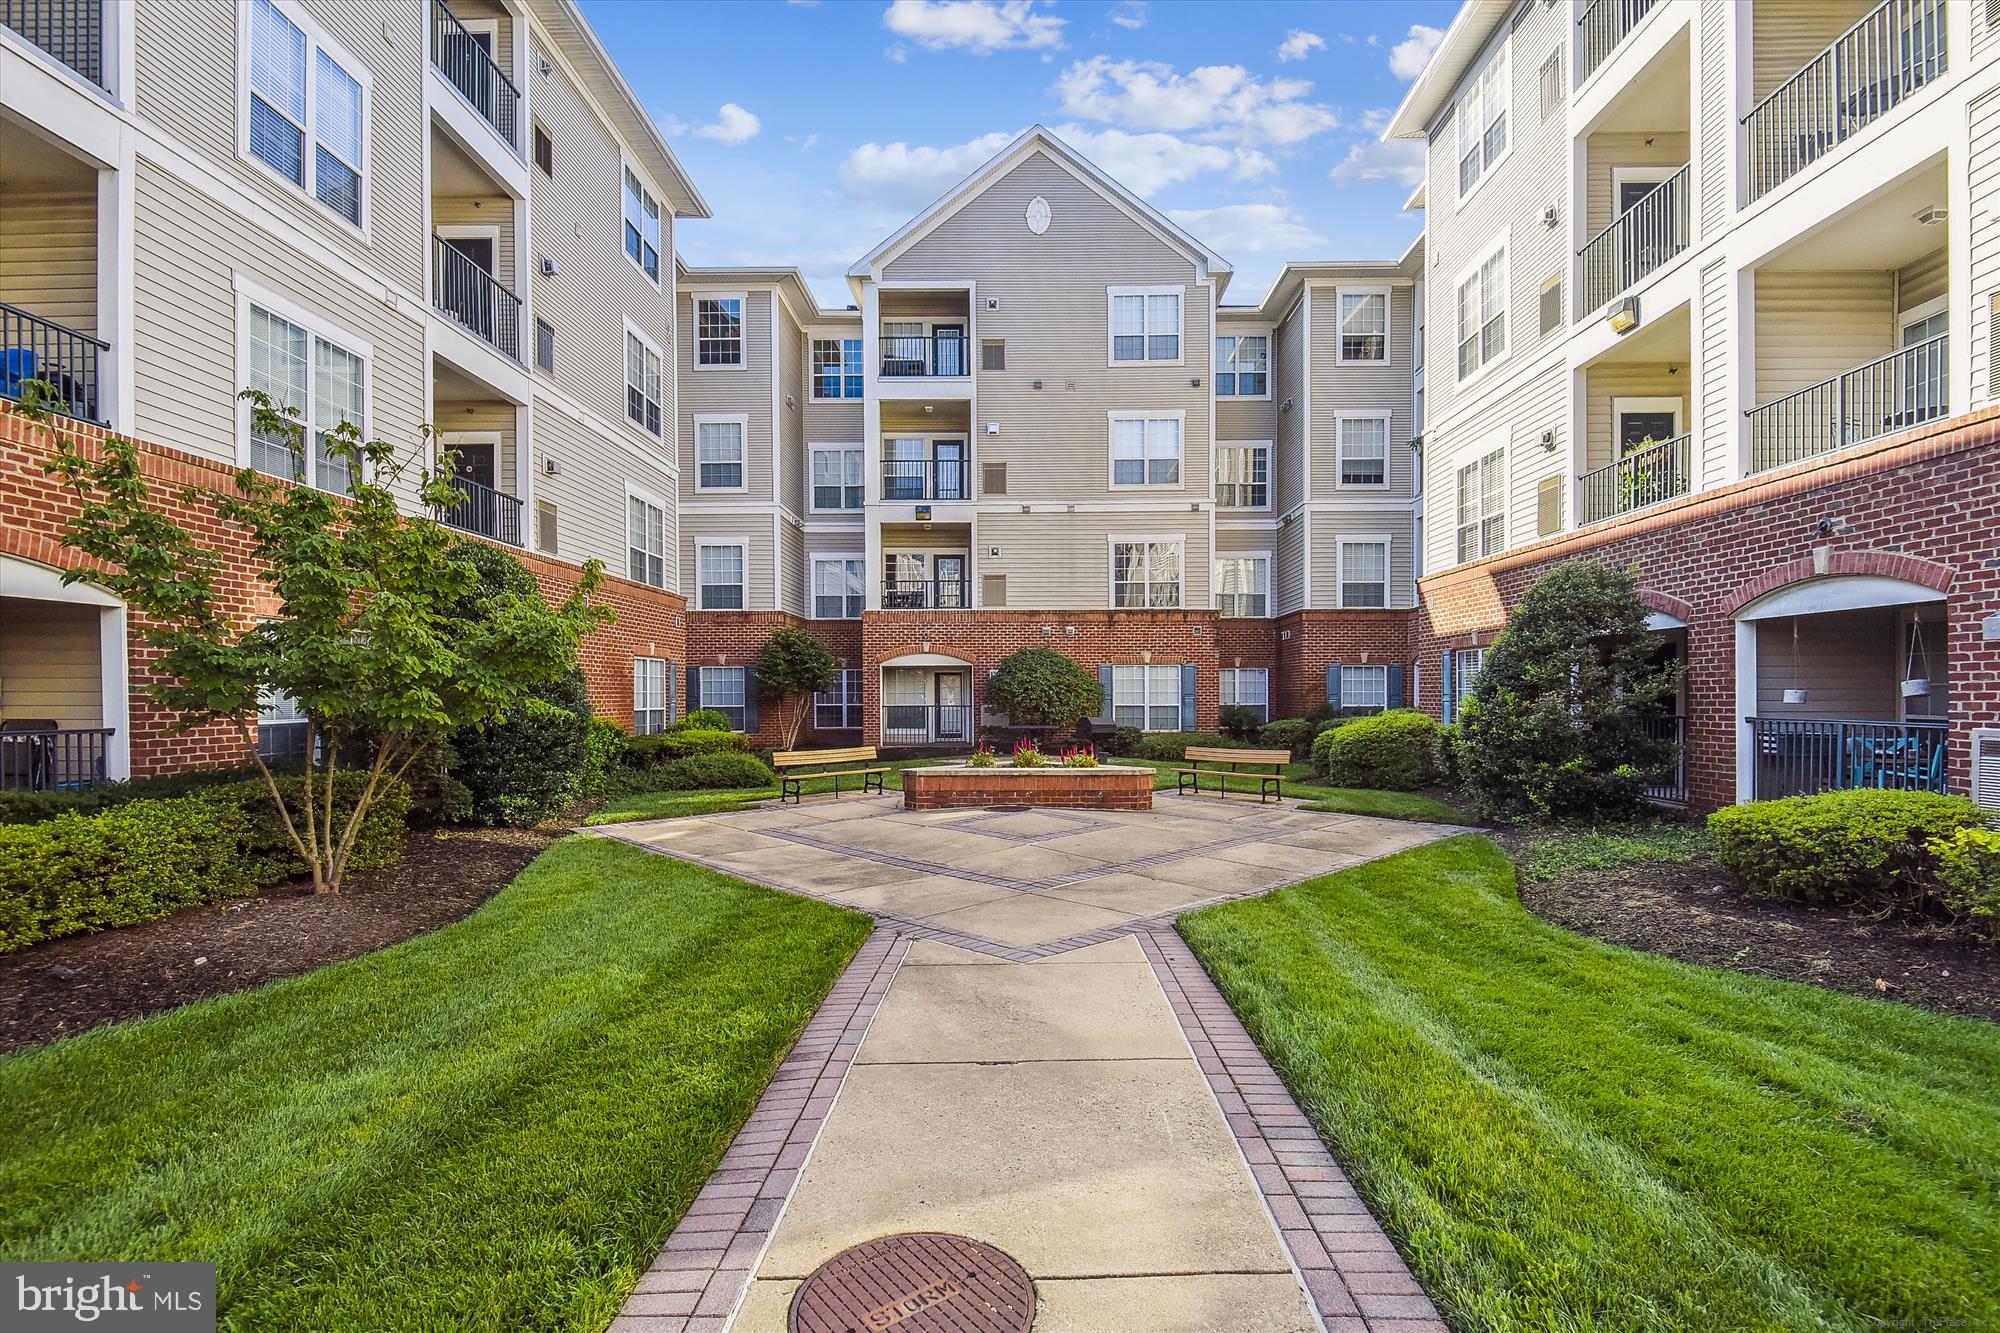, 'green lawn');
0,837,870,1331
584,757,947,825
1125,757,1473,824
1182,835,1999,1333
